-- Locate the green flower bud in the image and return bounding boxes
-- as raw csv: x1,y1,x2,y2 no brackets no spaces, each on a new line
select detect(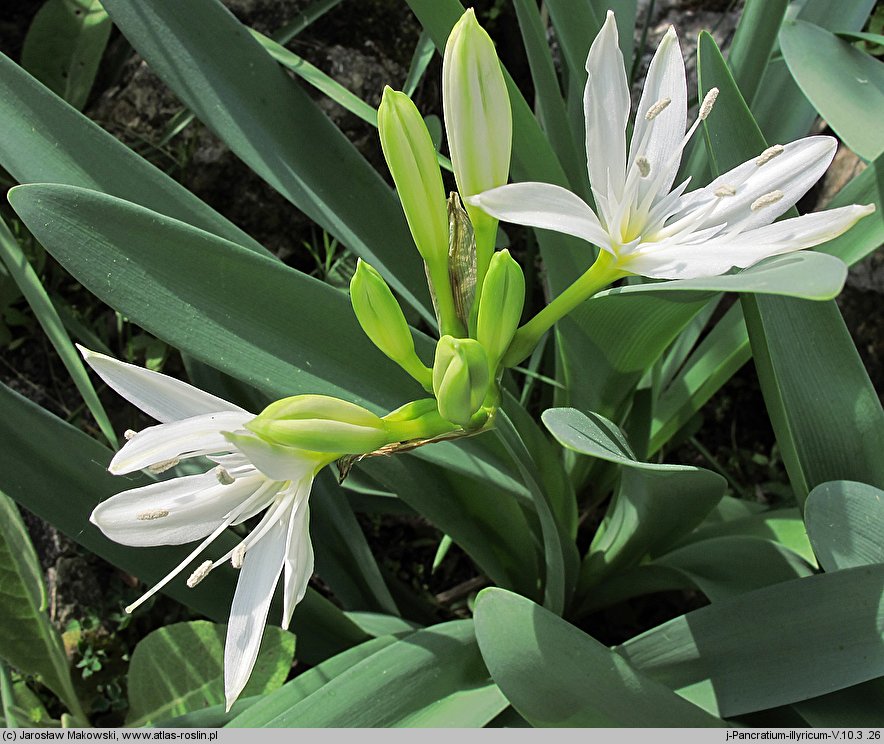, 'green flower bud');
383,398,459,441
432,336,490,427
378,86,464,337
350,259,432,388
477,249,525,371
443,9,512,286
247,395,391,454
